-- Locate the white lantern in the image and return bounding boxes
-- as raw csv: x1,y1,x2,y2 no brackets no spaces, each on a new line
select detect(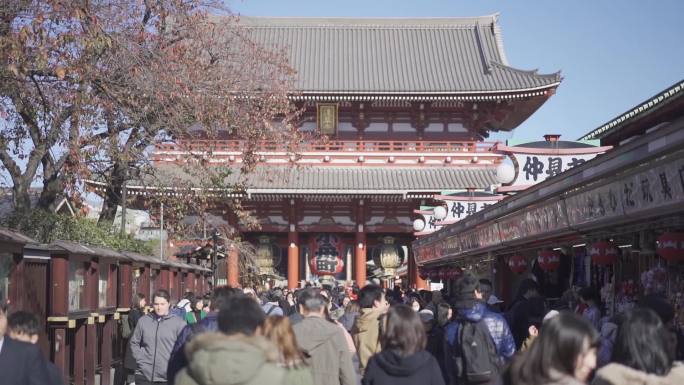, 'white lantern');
413,218,426,232
433,205,448,220
495,162,516,184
